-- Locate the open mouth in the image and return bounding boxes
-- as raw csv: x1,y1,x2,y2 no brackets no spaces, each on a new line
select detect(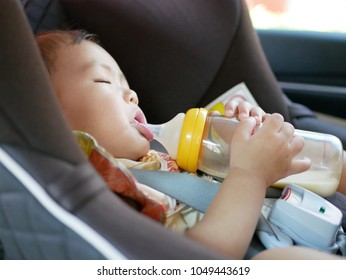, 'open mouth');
131,110,154,142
